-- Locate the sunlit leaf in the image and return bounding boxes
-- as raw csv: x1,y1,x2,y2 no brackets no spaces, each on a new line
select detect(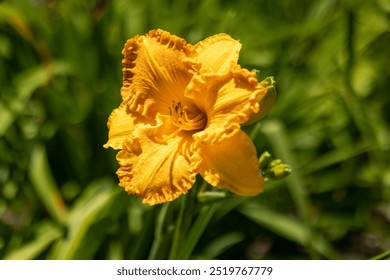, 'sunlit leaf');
53,179,117,259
